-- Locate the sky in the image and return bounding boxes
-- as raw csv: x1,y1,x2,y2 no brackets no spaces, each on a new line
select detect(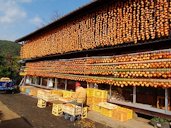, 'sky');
0,0,91,41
